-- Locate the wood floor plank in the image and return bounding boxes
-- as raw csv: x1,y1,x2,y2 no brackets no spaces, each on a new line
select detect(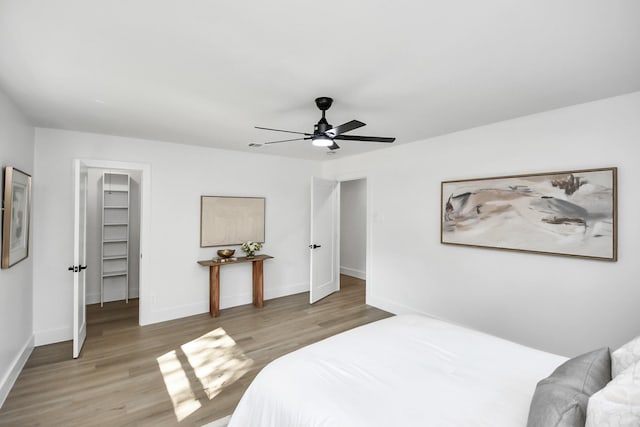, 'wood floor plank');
0,276,391,426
